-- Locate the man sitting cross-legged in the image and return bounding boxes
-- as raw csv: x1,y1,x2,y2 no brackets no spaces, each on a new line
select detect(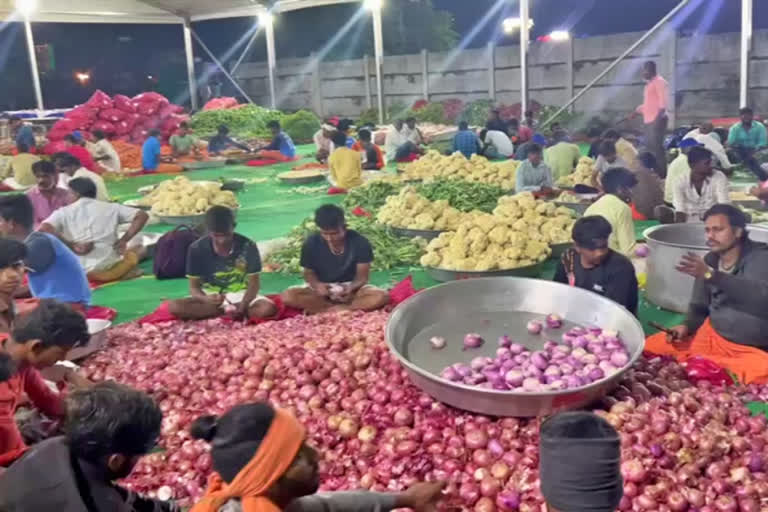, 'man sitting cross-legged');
282,205,390,314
